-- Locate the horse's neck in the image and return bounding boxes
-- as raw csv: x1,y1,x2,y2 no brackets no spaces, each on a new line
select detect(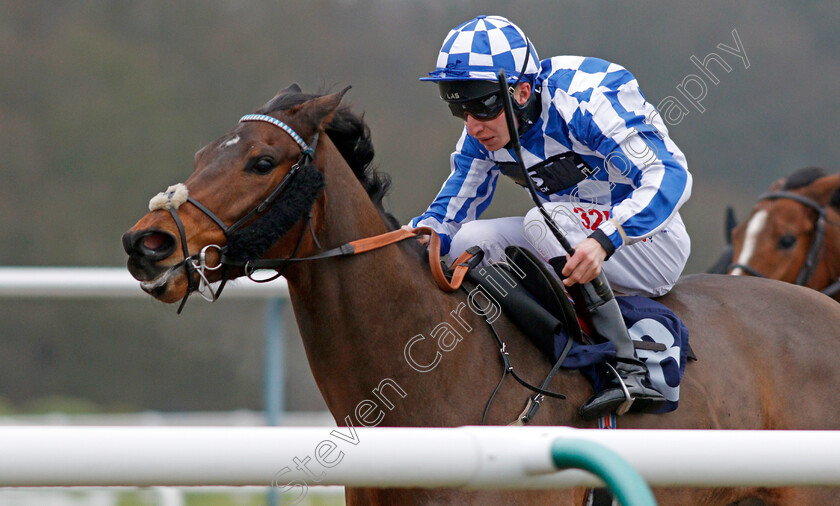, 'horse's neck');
284,153,436,415
286,152,418,297
281,151,587,427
